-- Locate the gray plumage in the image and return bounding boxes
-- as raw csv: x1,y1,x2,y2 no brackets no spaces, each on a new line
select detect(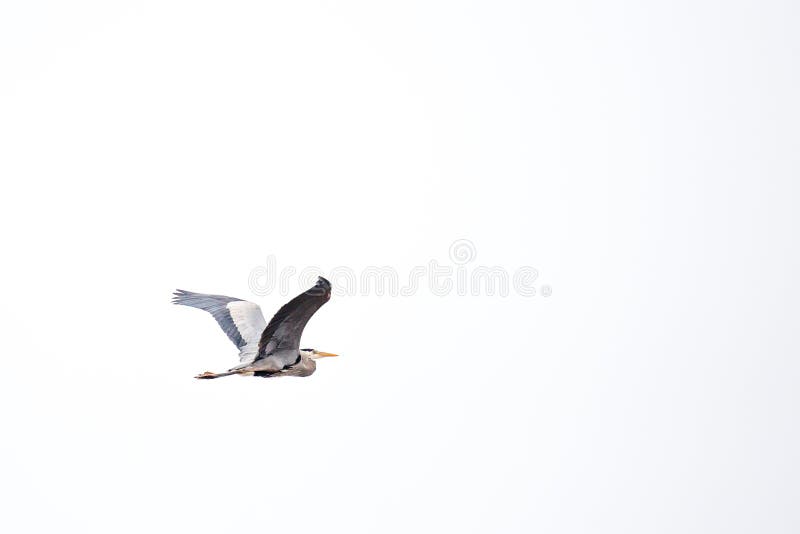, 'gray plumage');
173,277,336,379
171,290,248,348
257,278,332,356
